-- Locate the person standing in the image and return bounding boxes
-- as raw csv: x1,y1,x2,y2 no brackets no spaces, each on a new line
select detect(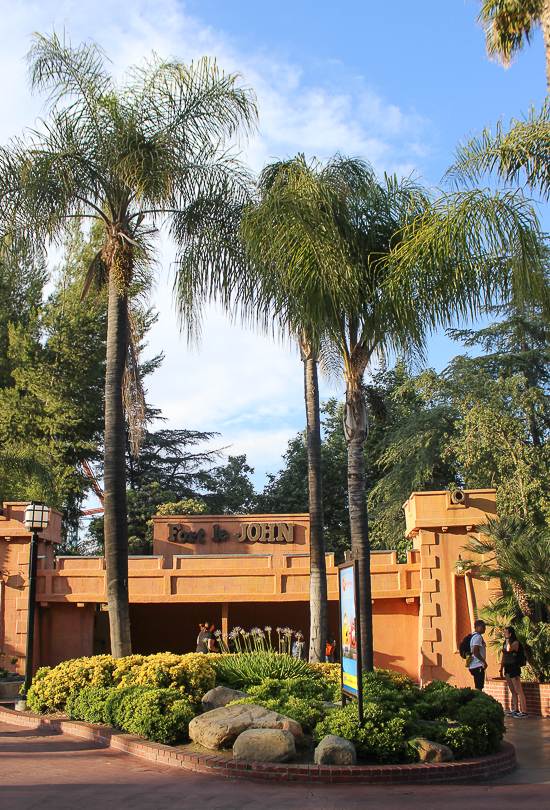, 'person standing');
196,621,216,653
469,619,488,690
500,626,528,717
325,630,336,663
209,623,221,654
